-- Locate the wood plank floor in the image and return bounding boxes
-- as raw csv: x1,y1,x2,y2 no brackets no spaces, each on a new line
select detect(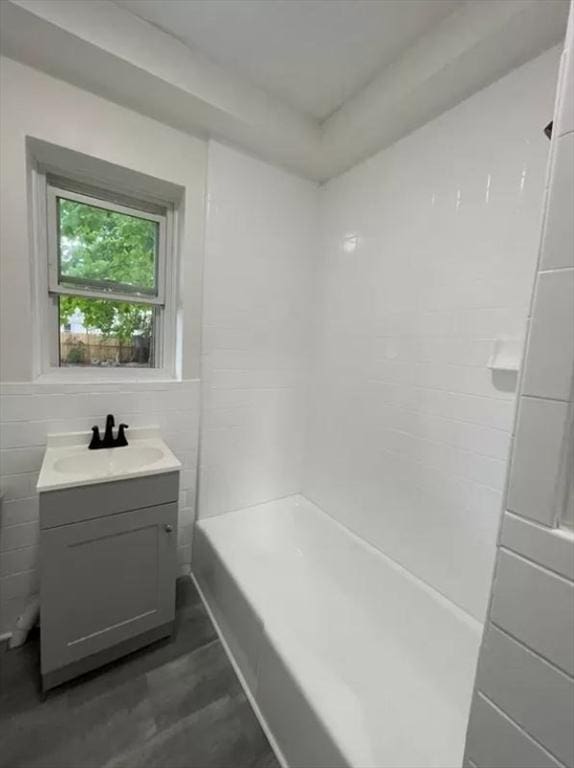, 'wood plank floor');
0,577,280,768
